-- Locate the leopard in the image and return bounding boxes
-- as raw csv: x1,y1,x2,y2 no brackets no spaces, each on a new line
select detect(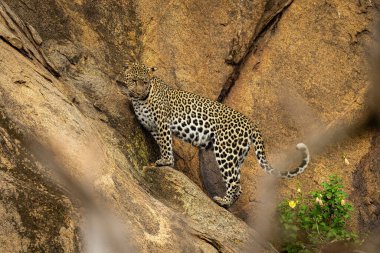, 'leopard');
116,62,310,208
